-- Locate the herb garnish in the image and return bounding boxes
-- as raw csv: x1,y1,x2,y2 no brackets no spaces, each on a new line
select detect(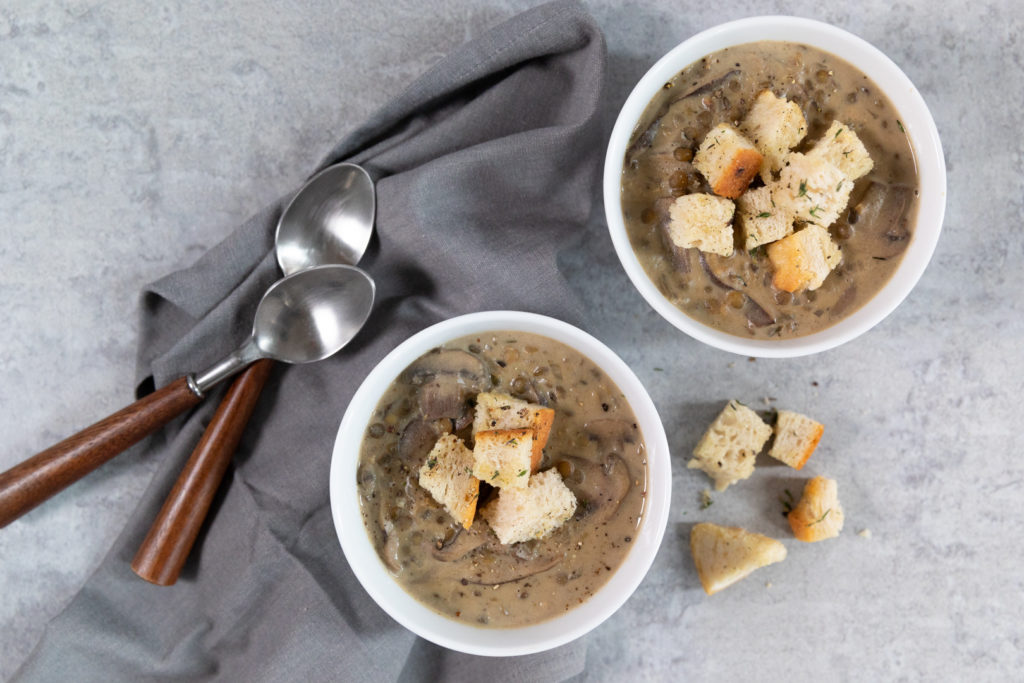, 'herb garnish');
491,470,500,480
798,180,808,198
757,211,772,218
809,206,822,218
836,181,844,192
897,119,905,133
700,490,713,510
426,457,438,470
780,489,795,516
517,469,527,477
505,437,519,446
808,508,832,526
834,127,844,139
